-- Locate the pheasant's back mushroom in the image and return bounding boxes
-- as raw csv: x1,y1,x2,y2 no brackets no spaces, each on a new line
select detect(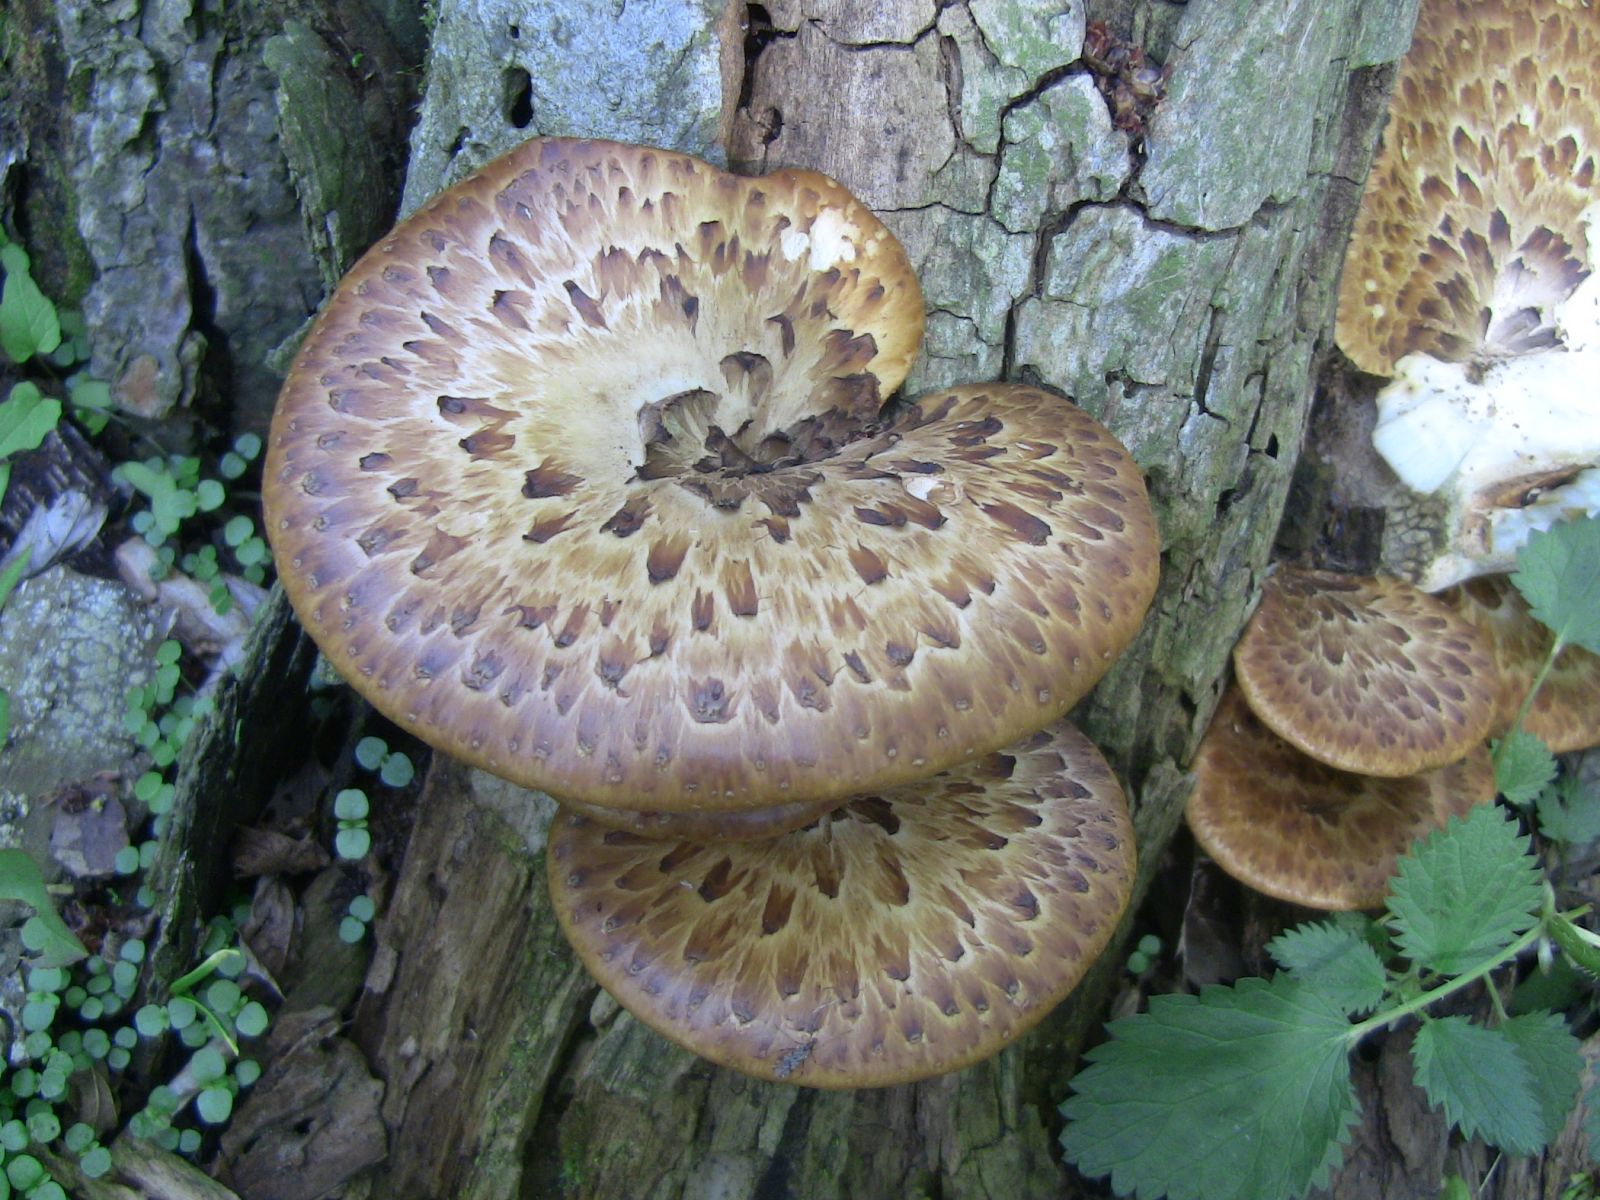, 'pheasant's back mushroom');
1335,0,1600,589
547,721,1135,1087
1232,569,1496,776
1187,688,1494,911
265,138,1160,812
